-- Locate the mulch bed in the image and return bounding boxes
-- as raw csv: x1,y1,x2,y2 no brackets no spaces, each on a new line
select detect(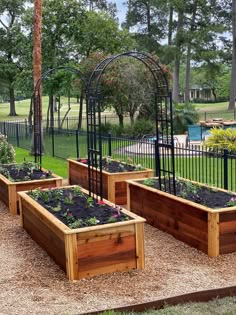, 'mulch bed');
1,199,236,314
